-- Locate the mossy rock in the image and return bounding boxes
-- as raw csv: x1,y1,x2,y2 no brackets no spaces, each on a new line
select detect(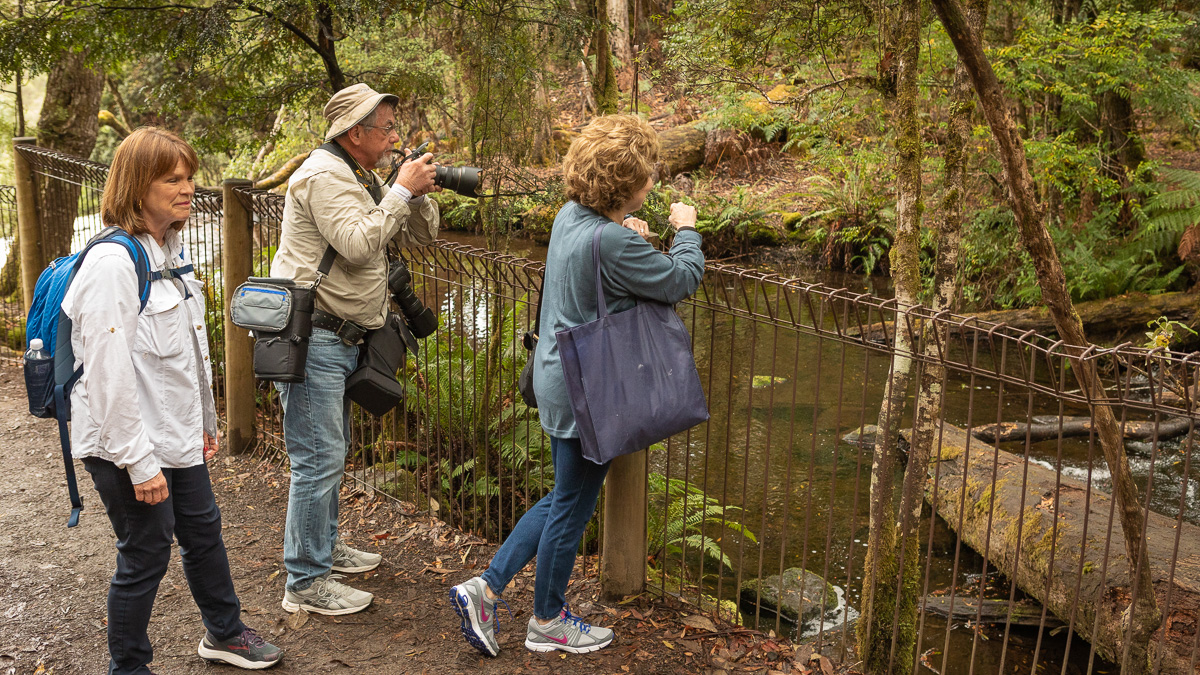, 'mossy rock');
748,221,785,246
739,568,837,625
780,212,804,230
552,129,580,157
520,204,558,245
842,425,879,448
